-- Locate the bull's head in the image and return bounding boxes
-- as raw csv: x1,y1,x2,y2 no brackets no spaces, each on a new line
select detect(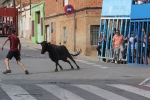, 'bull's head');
36,41,51,54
